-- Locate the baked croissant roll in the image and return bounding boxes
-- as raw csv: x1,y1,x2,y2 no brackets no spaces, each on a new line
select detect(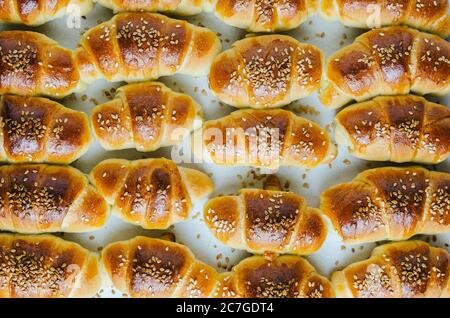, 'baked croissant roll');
92,82,203,152
0,95,91,164
0,0,93,26
204,175,327,255
335,95,450,164
332,240,449,298
320,26,450,109
102,236,219,298
0,31,83,98
214,255,335,298
320,0,450,38
211,0,317,32
90,158,213,229
321,166,450,244
0,234,101,298
97,0,209,15
193,108,336,169
0,164,109,234
209,35,323,109
75,12,221,84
